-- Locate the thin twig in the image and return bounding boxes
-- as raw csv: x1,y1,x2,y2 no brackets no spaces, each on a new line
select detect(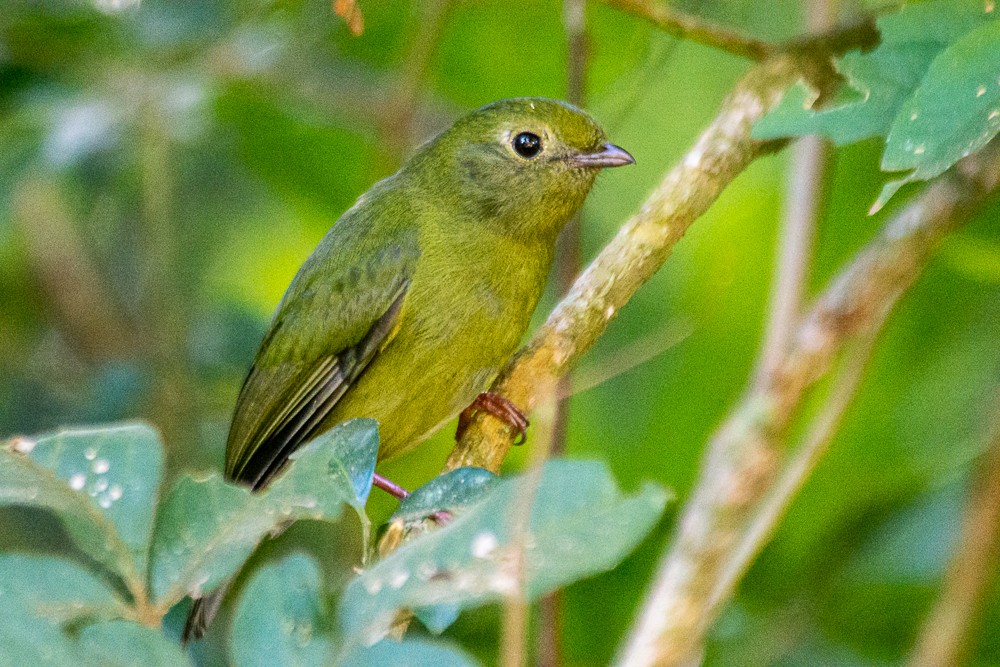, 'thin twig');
755,0,836,386
615,141,1000,667
756,134,827,384
596,0,775,61
713,323,881,611
909,395,1000,667
381,0,453,155
446,52,848,473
